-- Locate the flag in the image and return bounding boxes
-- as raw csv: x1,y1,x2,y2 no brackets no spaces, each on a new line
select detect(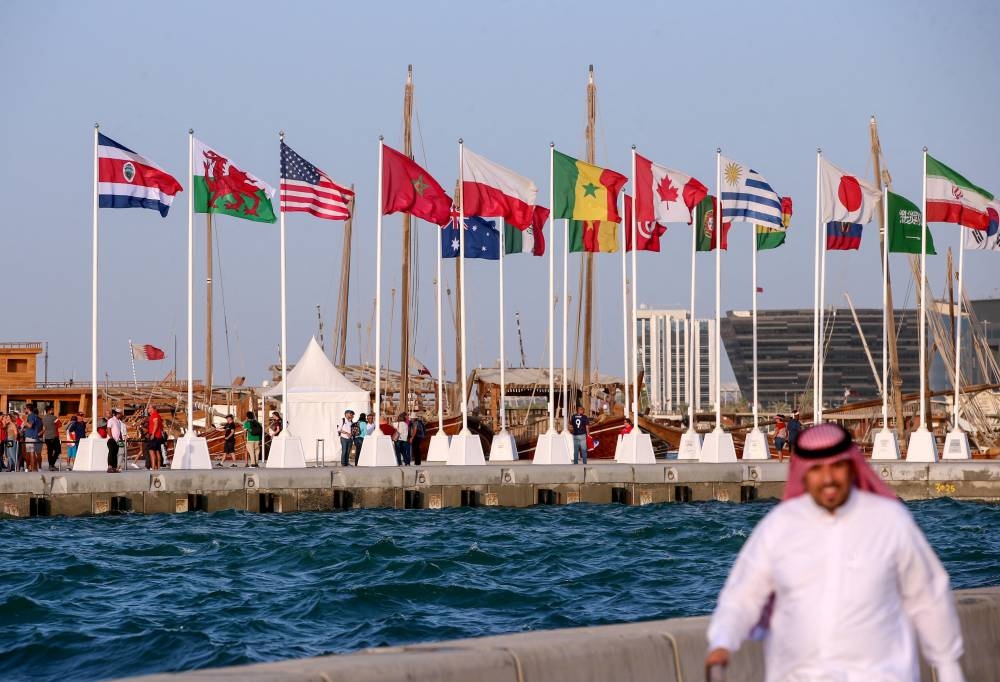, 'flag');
756,196,793,251
634,153,708,224
819,158,882,225
193,139,276,223
552,150,627,222
694,195,732,251
826,222,863,250
98,133,182,217
569,220,618,253
623,195,667,252
963,201,1000,251
280,142,353,220
131,343,165,361
461,148,537,229
720,157,783,227
382,144,452,226
926,154,993,230
441,216,500,260
504,206,547,256
409,356,432,376
887,191,936,255
756,287,764,293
